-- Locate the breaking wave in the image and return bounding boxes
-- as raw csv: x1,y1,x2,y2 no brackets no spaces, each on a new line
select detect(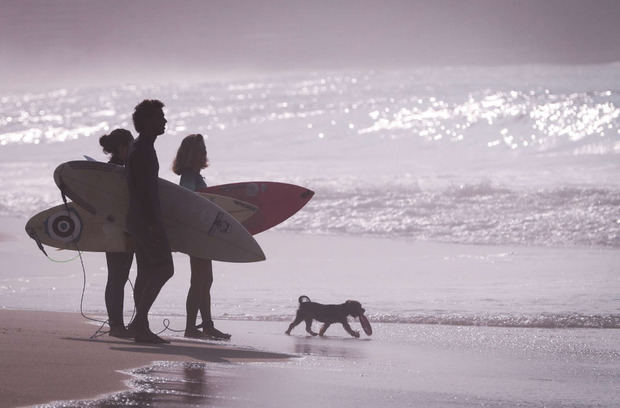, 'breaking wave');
221,312,620,329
